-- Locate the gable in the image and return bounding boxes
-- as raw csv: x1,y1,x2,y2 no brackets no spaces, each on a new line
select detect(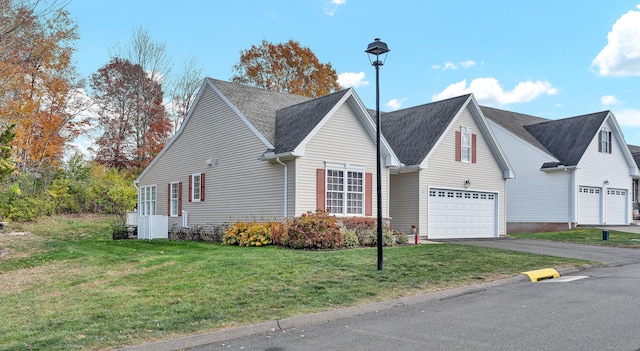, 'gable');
382,94,470,166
